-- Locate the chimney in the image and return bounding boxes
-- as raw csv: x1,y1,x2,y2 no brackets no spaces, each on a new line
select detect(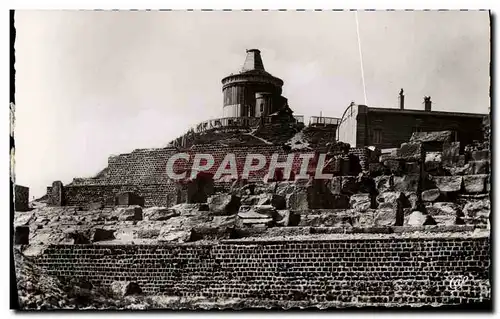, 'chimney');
398,88,405,110
424,96,432,111
241,49,265,72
